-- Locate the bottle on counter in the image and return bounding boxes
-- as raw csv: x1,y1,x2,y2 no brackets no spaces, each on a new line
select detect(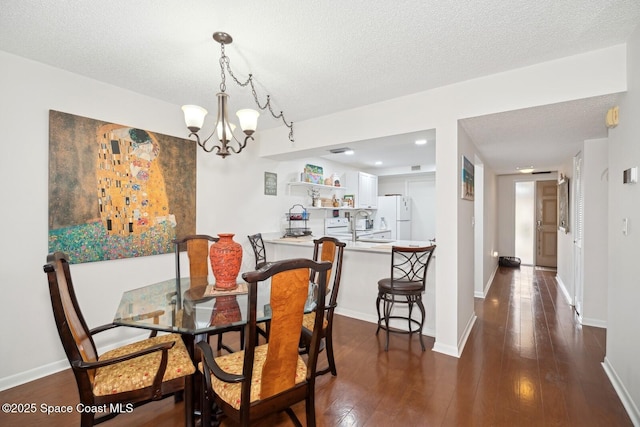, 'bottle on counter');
380,217,387,229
